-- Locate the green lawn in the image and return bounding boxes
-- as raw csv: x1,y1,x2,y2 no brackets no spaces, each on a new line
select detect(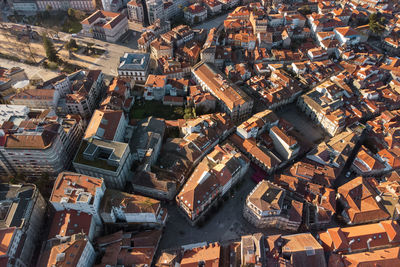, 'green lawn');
130,100,185,120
